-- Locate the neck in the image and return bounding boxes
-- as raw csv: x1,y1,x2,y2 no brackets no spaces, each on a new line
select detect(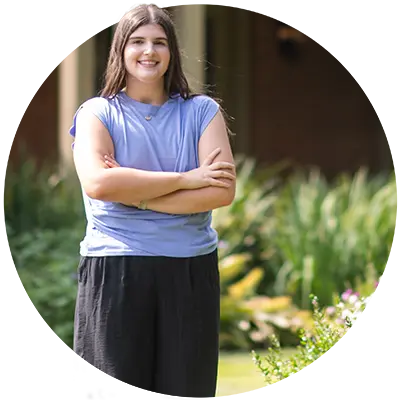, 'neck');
125,79,168,105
